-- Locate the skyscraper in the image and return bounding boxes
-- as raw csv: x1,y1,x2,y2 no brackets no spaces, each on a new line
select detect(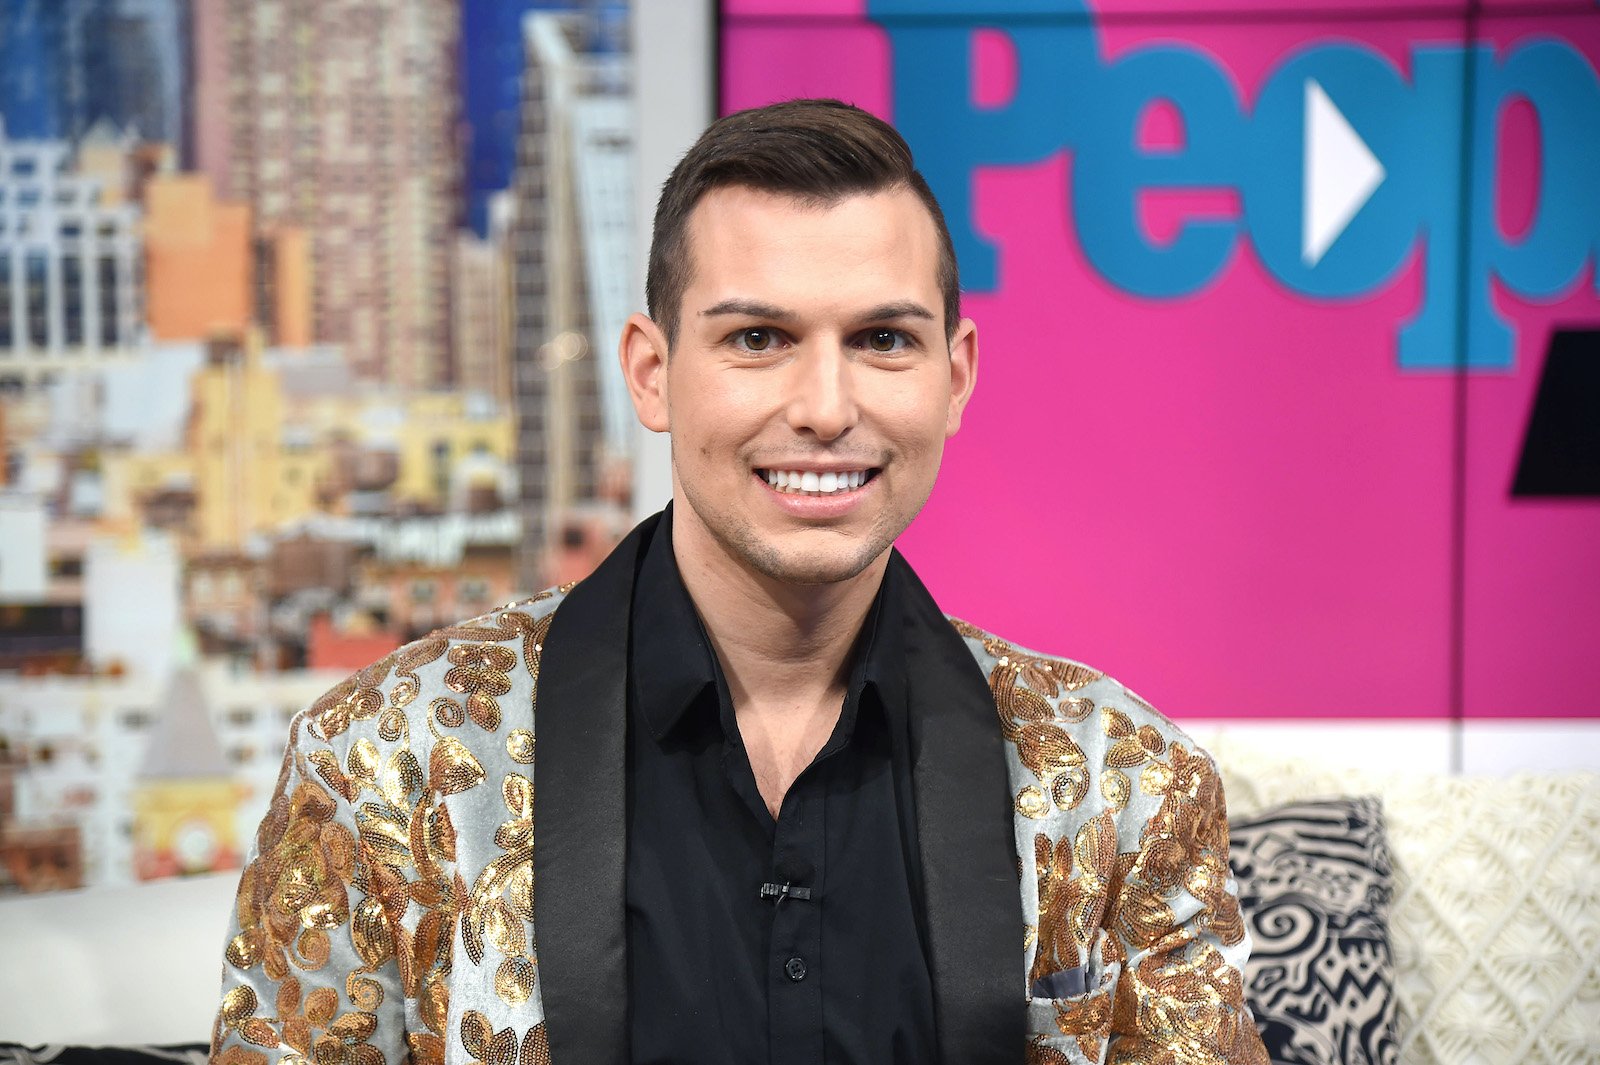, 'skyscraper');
191,0,460,389
510,12,632,591
457,0,627,238
0,0,188,153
